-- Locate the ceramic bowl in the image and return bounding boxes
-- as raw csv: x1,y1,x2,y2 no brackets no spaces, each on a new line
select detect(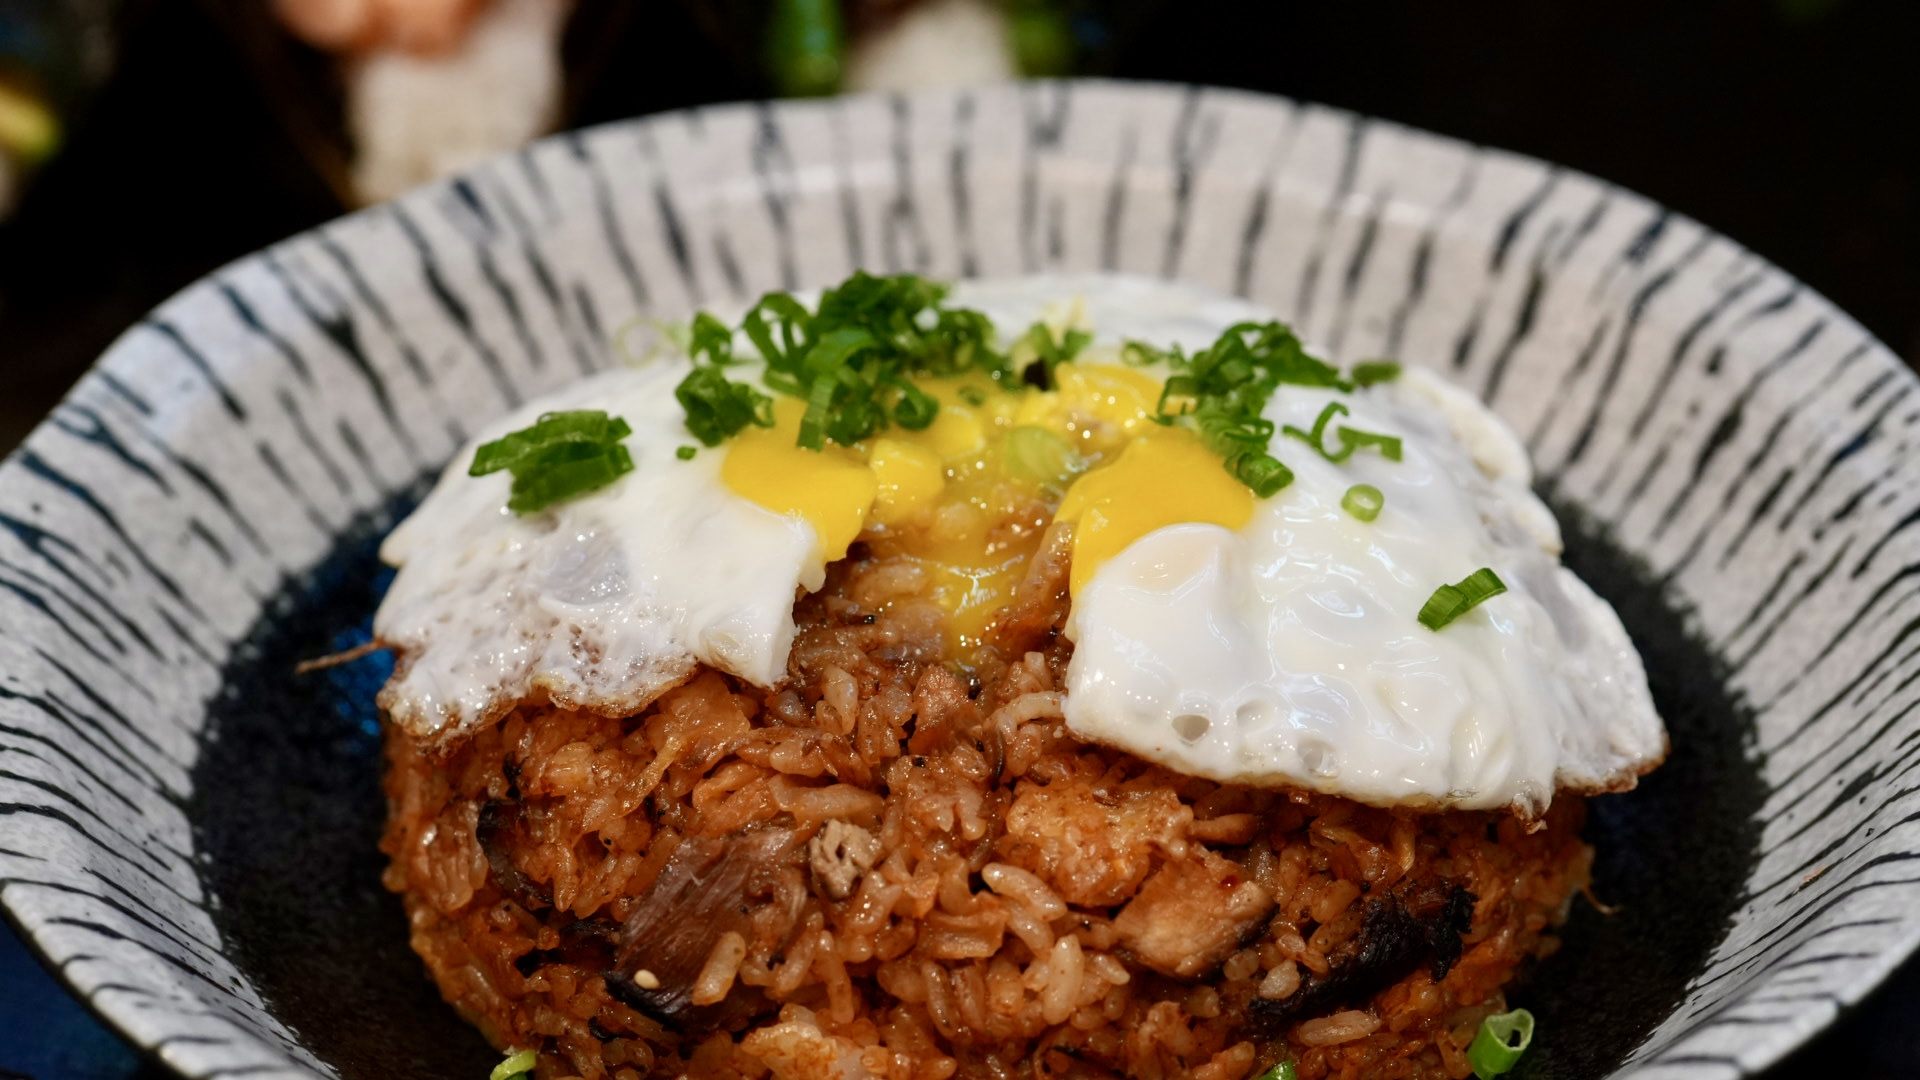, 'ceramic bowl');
1,81,1913,1078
